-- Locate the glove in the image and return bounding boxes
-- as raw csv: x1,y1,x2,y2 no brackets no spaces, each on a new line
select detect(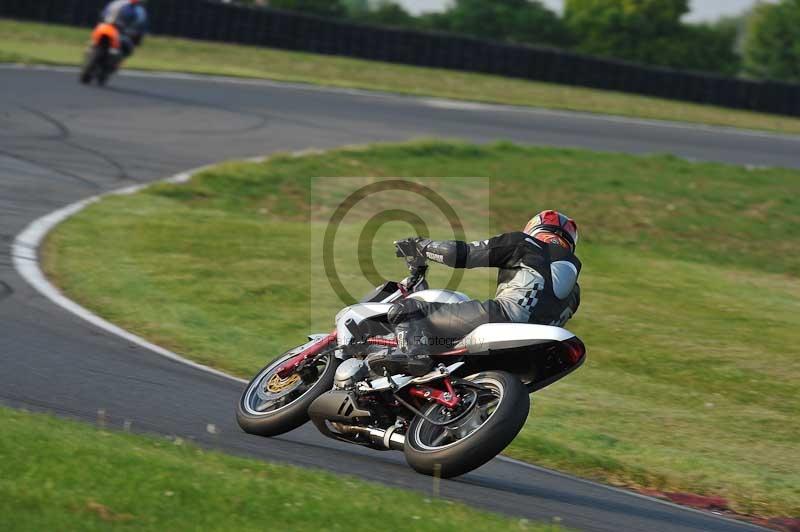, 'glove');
394,237,425,258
